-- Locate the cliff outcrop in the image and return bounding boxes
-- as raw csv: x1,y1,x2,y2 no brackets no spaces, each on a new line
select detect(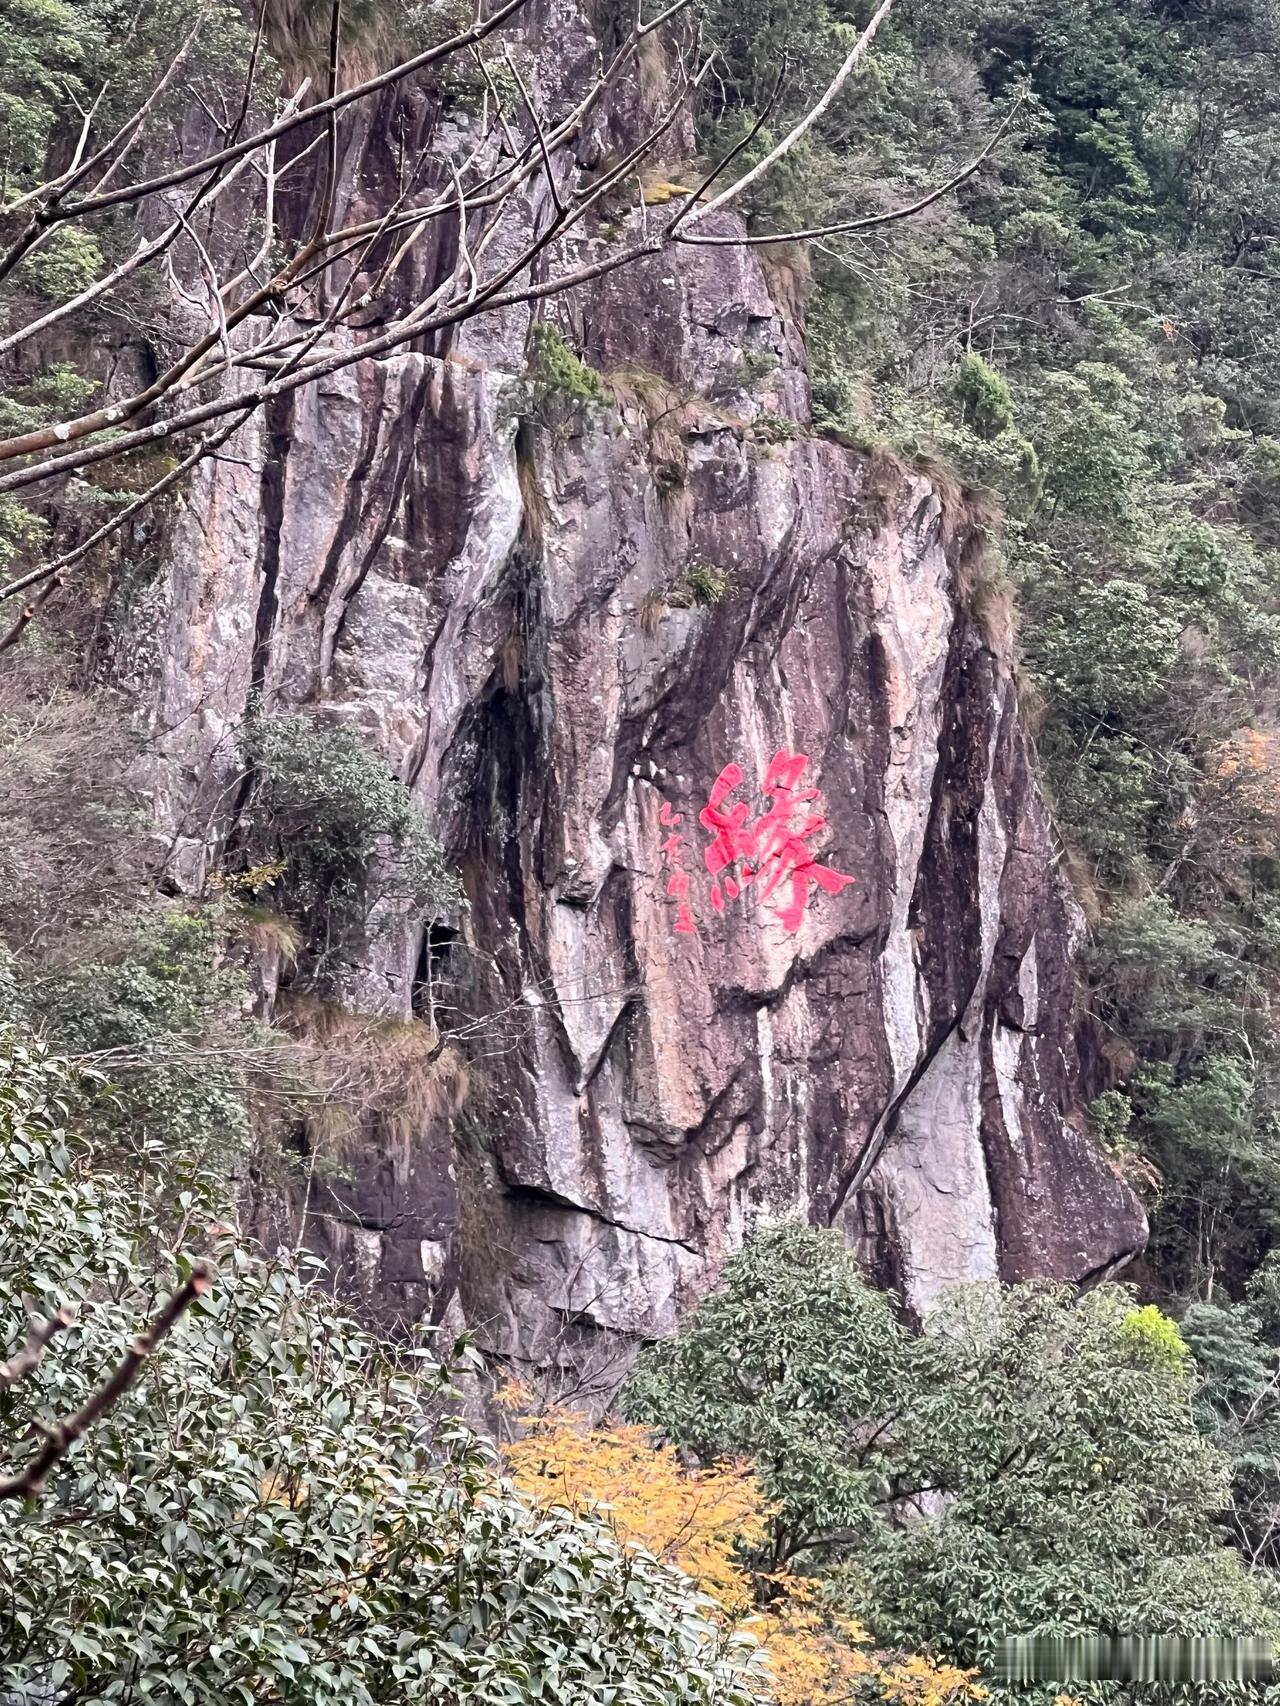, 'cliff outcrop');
66,1,1146,1381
